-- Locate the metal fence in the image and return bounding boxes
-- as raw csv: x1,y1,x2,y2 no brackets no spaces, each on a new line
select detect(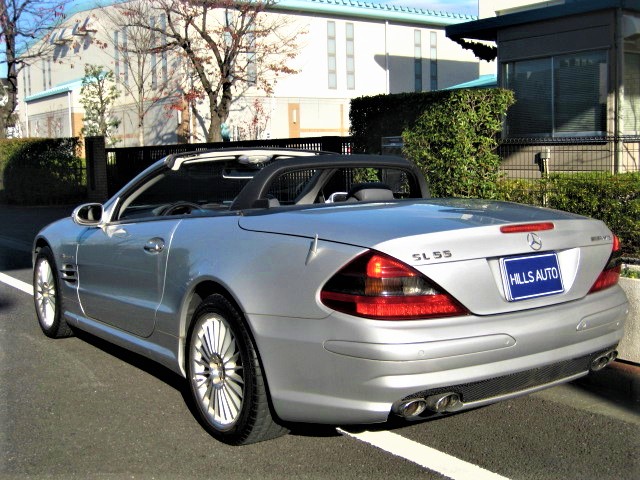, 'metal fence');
498,136,640,180
100,134,638,199
104,136,353,196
